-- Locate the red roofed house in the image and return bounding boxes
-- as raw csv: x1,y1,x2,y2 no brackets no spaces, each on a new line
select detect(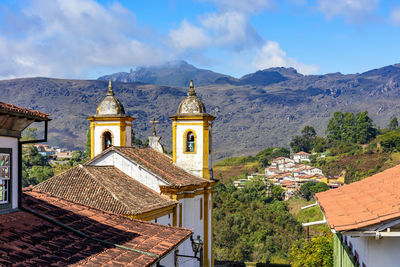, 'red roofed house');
293,151,311,163
314,165,400,267
34,80,217,267
0,102,192,266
